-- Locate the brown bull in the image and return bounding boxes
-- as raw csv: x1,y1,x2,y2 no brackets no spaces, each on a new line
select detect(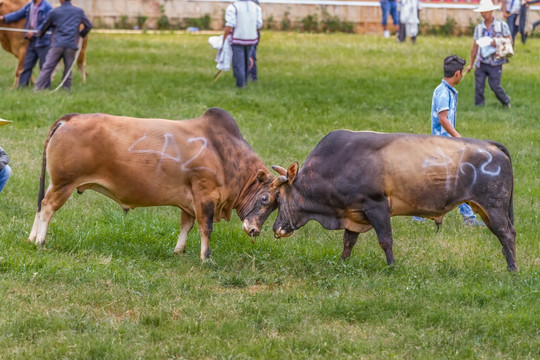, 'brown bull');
0,0,87,86
29,108,280,260
270,130,517,271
